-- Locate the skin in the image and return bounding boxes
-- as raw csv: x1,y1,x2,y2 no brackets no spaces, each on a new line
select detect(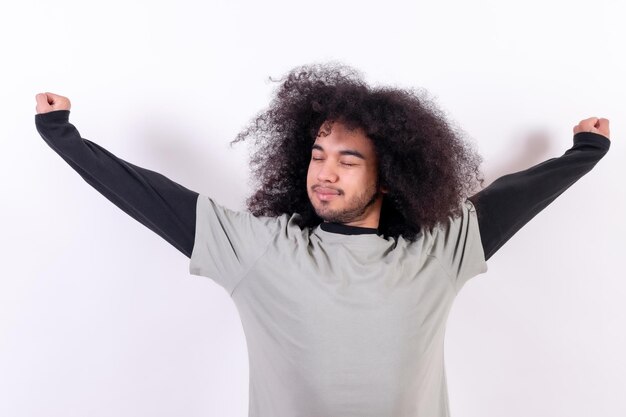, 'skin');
34,91,612,230
306,120,388,228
